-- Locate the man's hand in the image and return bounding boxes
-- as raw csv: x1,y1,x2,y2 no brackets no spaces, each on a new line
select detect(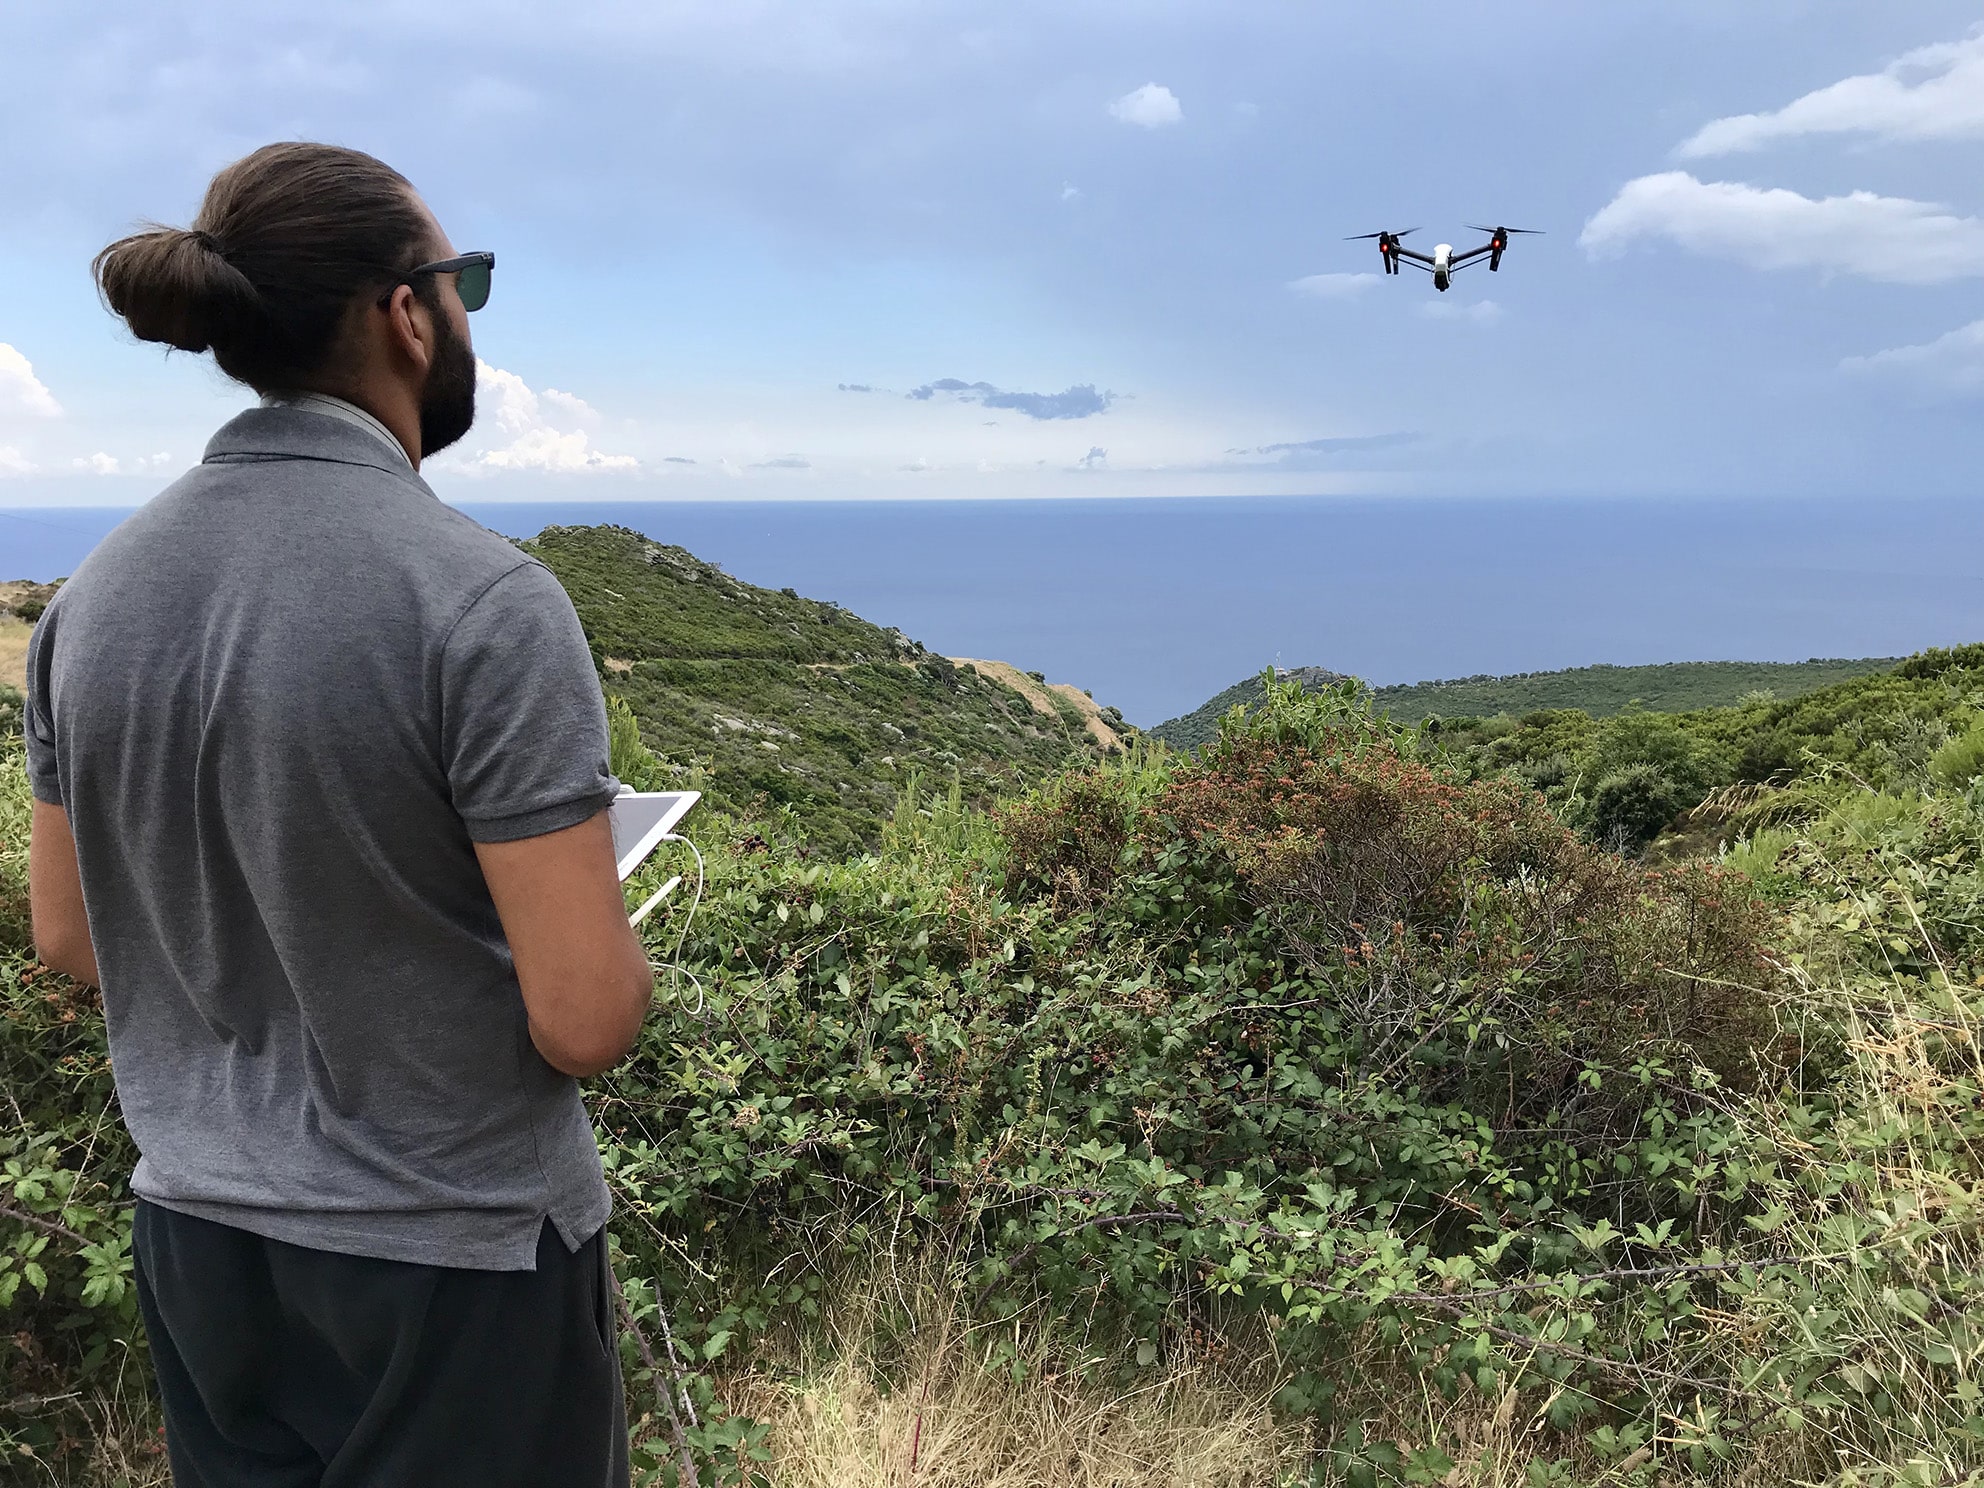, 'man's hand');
474,811,654,1078
29,800,100,986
